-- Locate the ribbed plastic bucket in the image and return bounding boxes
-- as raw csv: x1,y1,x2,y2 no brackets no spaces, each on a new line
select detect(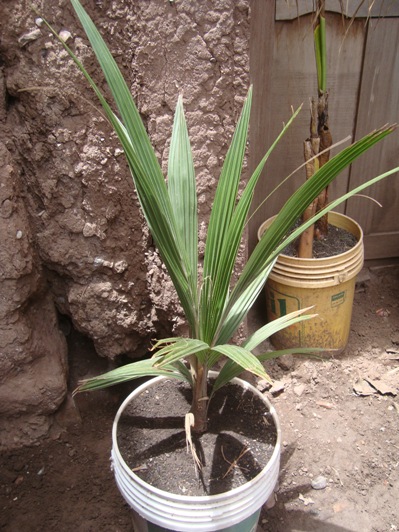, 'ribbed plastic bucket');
258,212,364,352
111,372,281,532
